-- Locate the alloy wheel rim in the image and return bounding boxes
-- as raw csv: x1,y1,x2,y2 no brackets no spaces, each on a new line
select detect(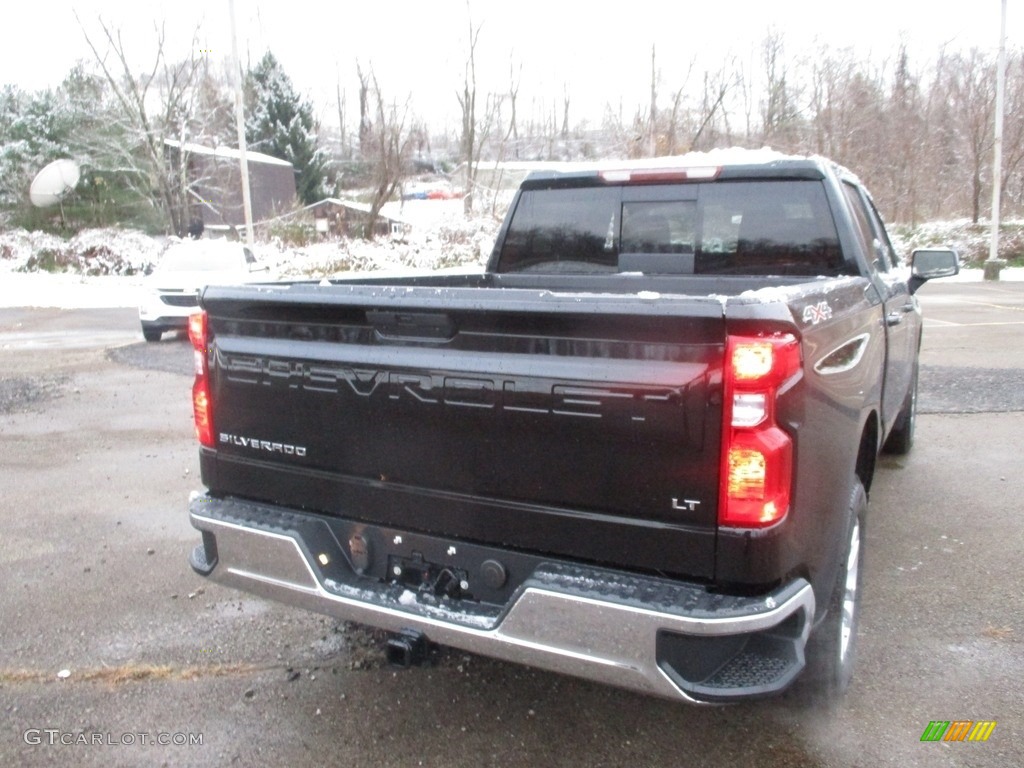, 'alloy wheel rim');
908,376,917,438
839,519,861,664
